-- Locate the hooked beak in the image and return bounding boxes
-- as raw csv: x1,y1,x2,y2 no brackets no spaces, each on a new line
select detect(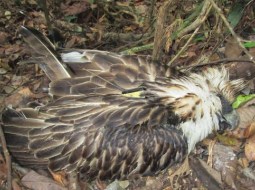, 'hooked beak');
219,110,240,131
